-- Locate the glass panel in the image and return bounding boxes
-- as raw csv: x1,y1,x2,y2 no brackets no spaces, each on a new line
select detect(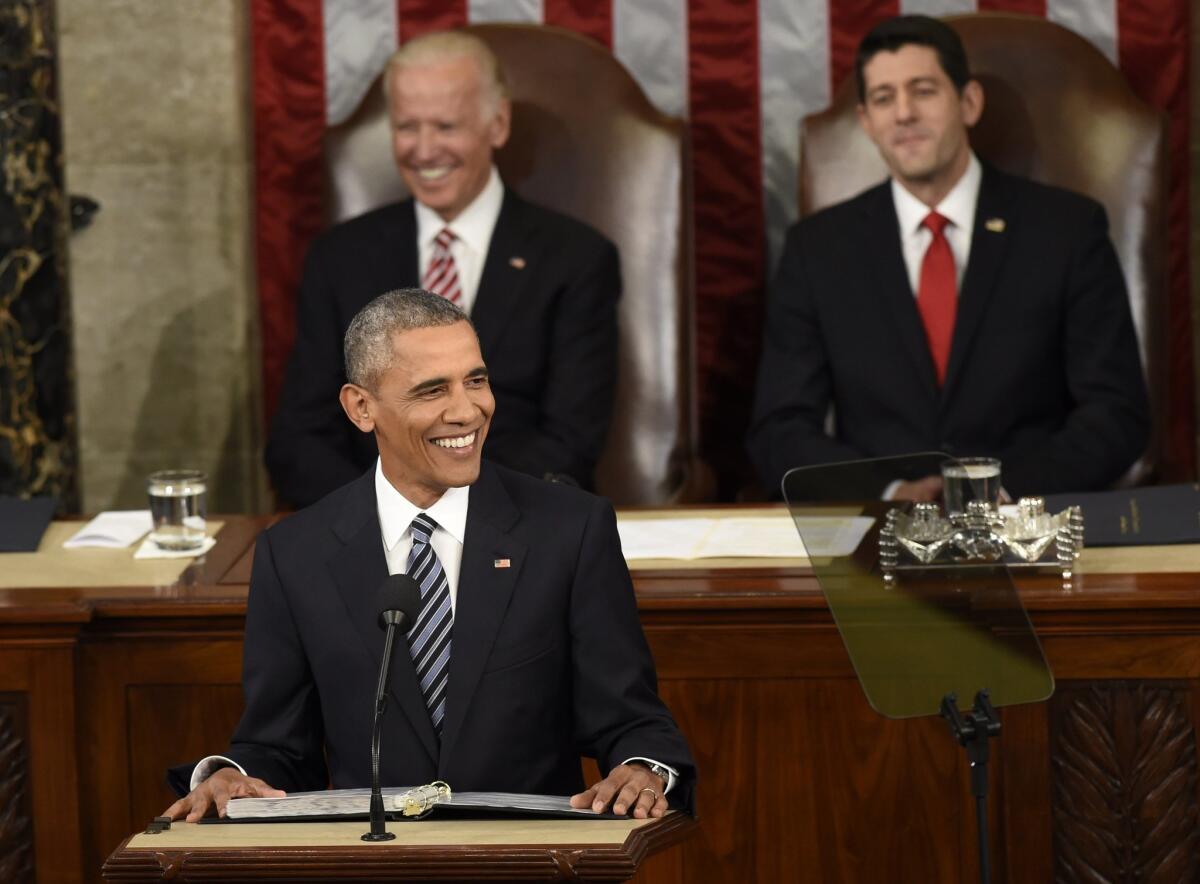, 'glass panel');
783,454,1053,719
